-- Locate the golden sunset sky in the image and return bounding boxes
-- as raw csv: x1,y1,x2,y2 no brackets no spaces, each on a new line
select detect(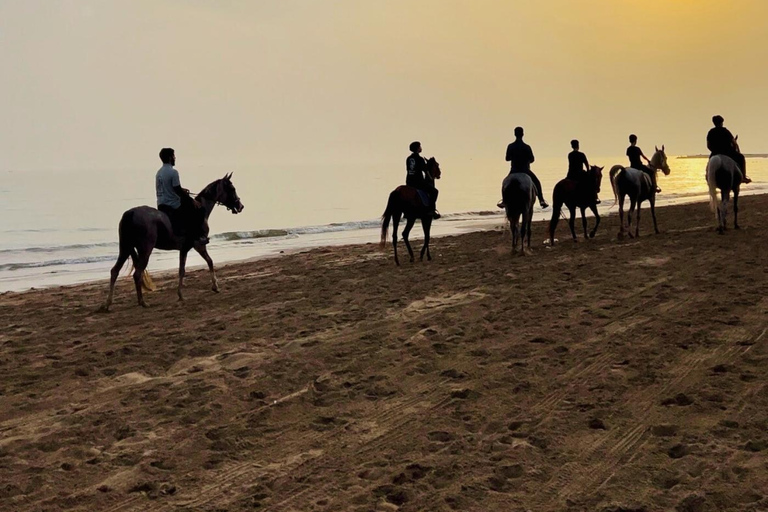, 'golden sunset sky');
2,0,767,171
